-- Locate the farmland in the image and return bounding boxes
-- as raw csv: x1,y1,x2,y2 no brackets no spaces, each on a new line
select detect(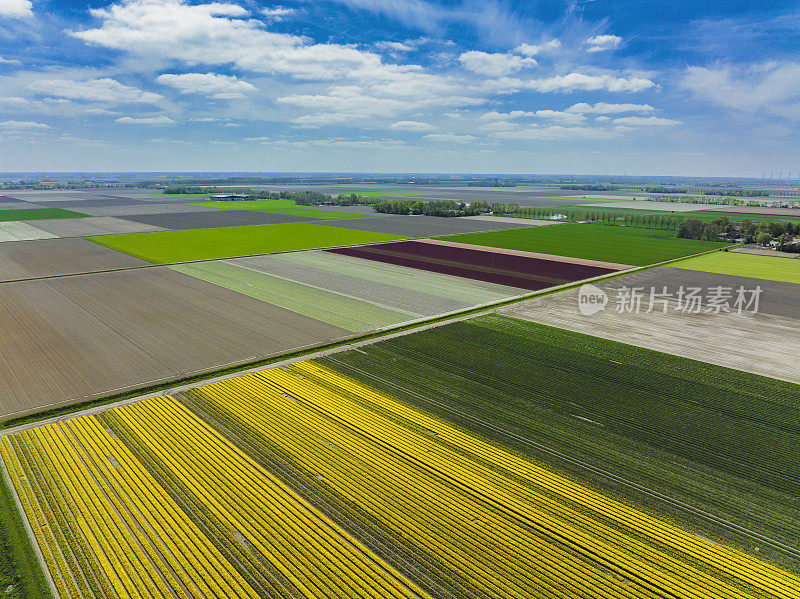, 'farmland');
322,316,800,574
0,223,58,243
170,249,527,331
319,214,534,237
188,199,372,220
0,209,88,222
0,268,349,420
86,222,406,263
0,238,147,282
500,266,800,382
2,362,797,598
672,251,800,284
328,239,618,290
26,216,167,238
438,223,725,265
